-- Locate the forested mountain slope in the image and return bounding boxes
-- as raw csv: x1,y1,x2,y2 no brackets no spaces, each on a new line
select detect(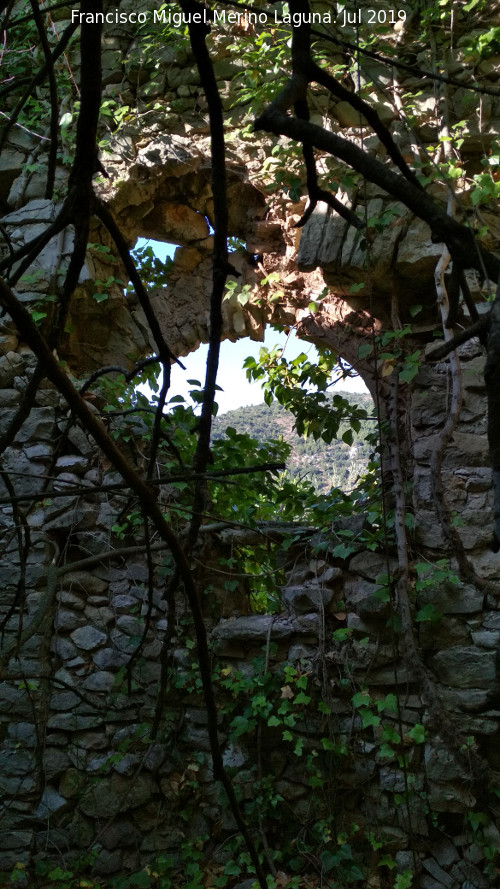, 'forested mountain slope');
213,391,375,492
